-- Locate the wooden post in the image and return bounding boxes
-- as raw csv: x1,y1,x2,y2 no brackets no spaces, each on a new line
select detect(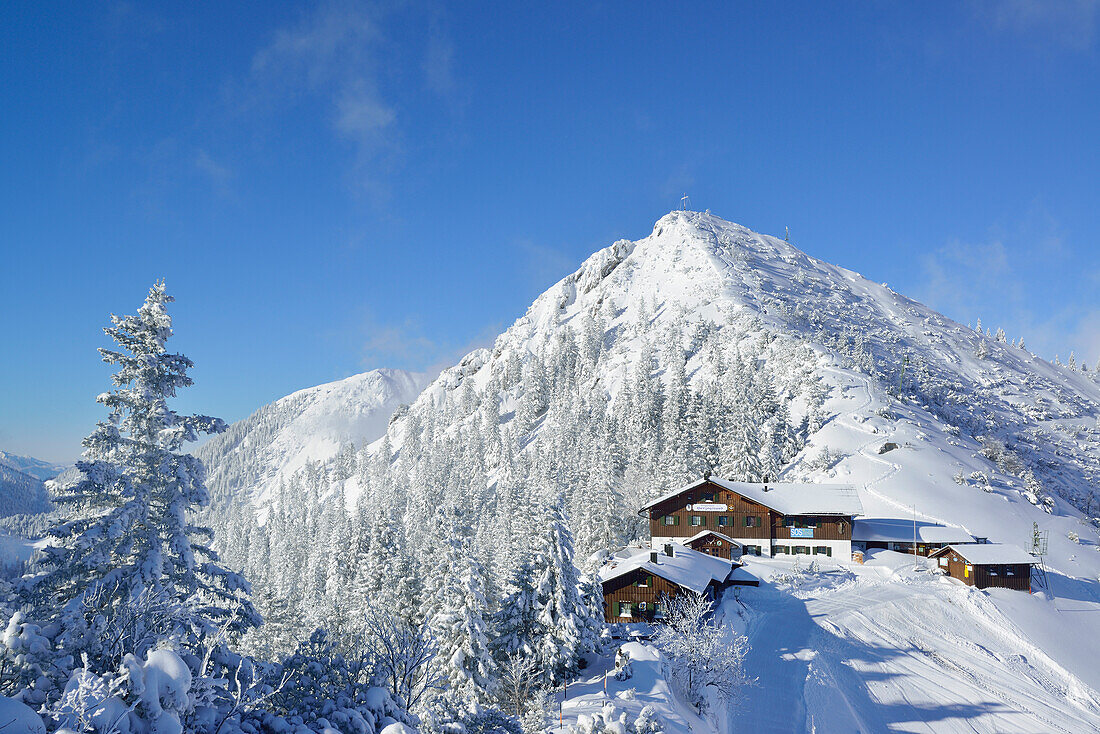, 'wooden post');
913,505,918,570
